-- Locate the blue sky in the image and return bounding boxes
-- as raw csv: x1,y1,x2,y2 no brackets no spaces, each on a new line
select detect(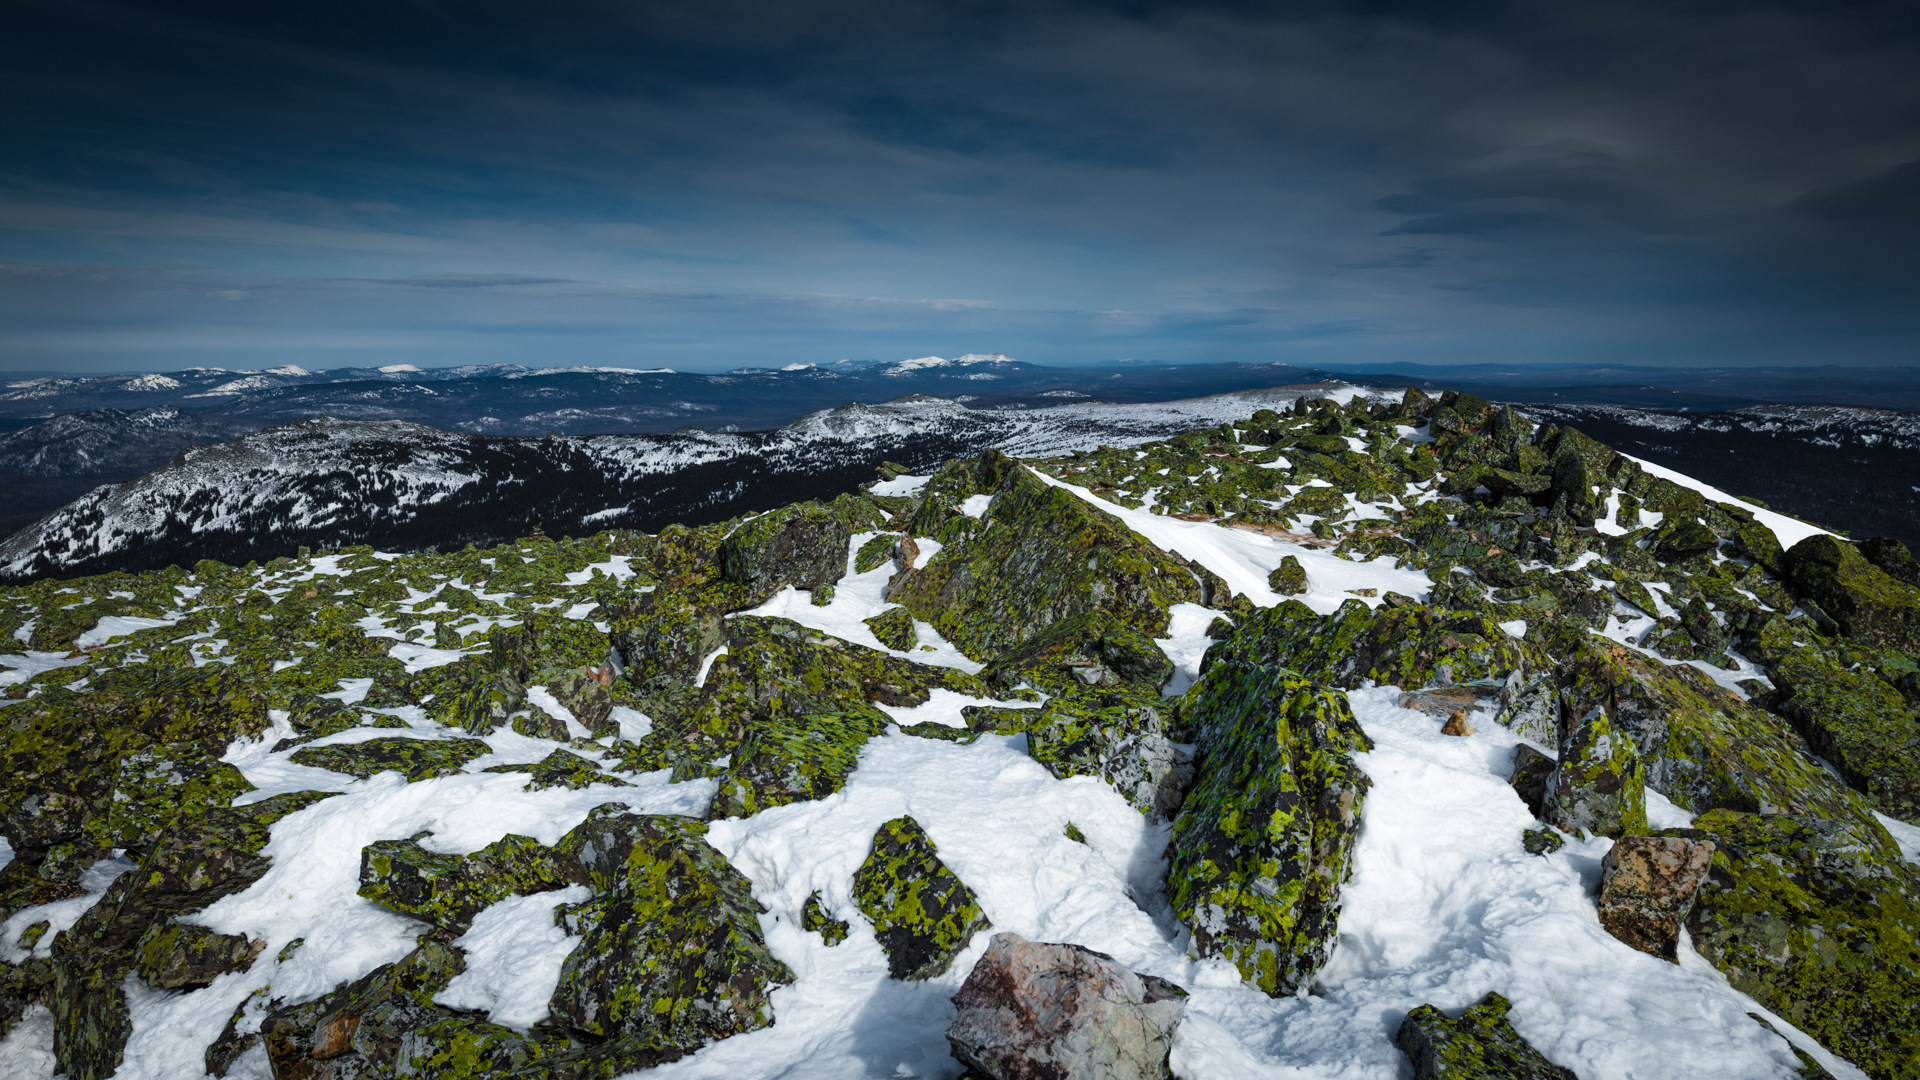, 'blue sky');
2,0,1917,372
